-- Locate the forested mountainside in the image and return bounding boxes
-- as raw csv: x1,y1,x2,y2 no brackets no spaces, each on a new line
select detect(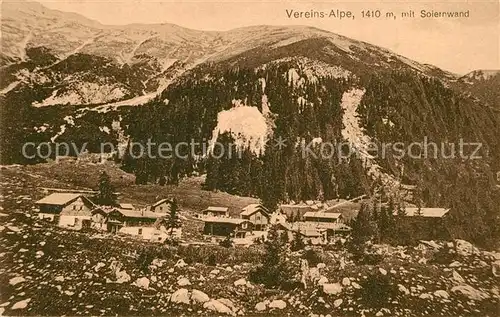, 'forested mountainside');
1,1,499,245
453,70,500,109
